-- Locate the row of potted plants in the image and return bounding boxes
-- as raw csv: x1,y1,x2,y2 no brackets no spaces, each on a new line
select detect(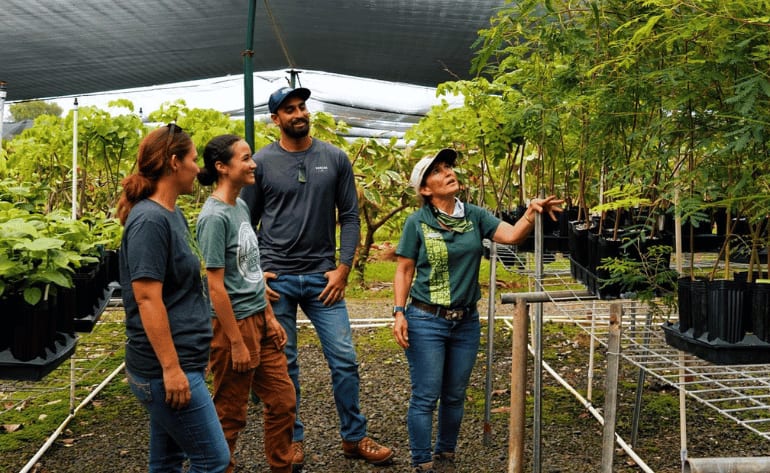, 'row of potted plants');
663,273,770,365
0,181,121,379
567,209,677,300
